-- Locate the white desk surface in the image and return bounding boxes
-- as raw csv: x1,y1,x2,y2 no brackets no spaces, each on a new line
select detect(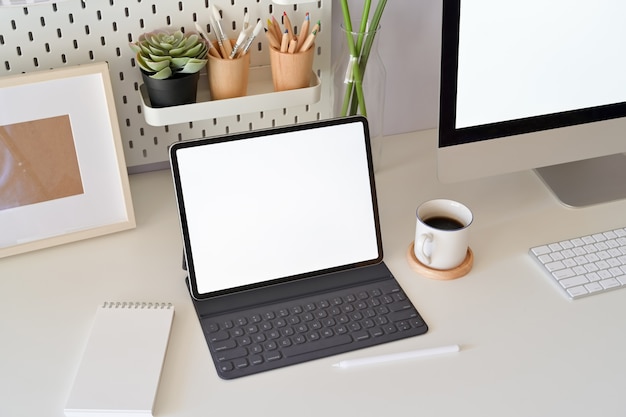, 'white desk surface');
2,129,626,417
